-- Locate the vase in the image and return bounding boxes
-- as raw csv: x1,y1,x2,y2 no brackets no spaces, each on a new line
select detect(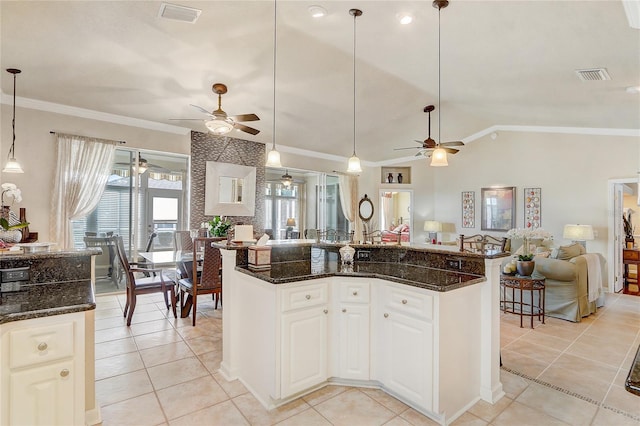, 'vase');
397,173,403,184
339,243,355,265
516,260,535,276
387,173,393,183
